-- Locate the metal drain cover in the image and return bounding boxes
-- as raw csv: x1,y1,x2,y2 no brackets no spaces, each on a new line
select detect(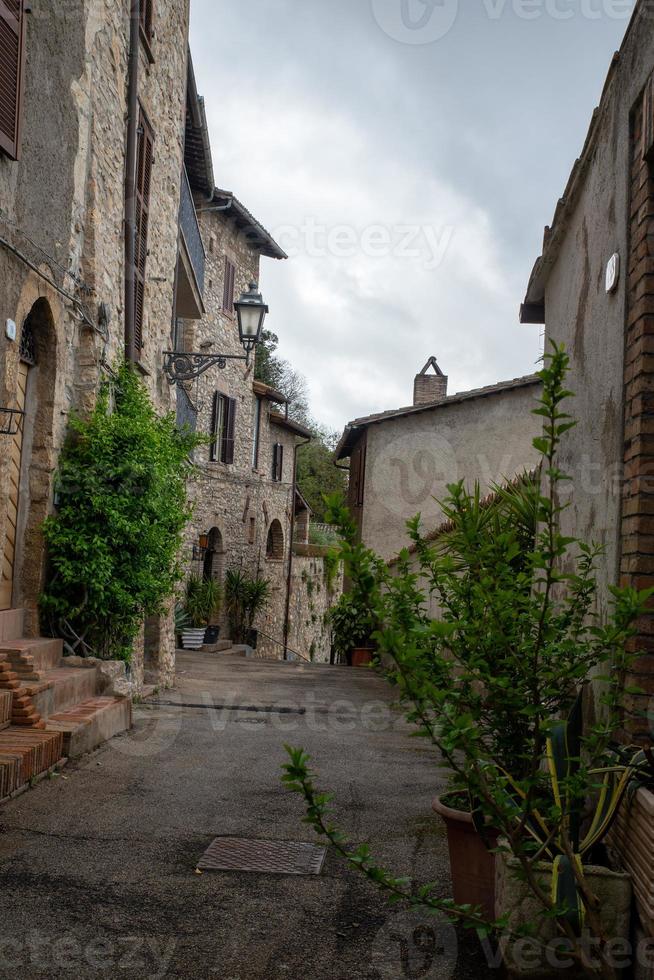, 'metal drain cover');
197,837,327,876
